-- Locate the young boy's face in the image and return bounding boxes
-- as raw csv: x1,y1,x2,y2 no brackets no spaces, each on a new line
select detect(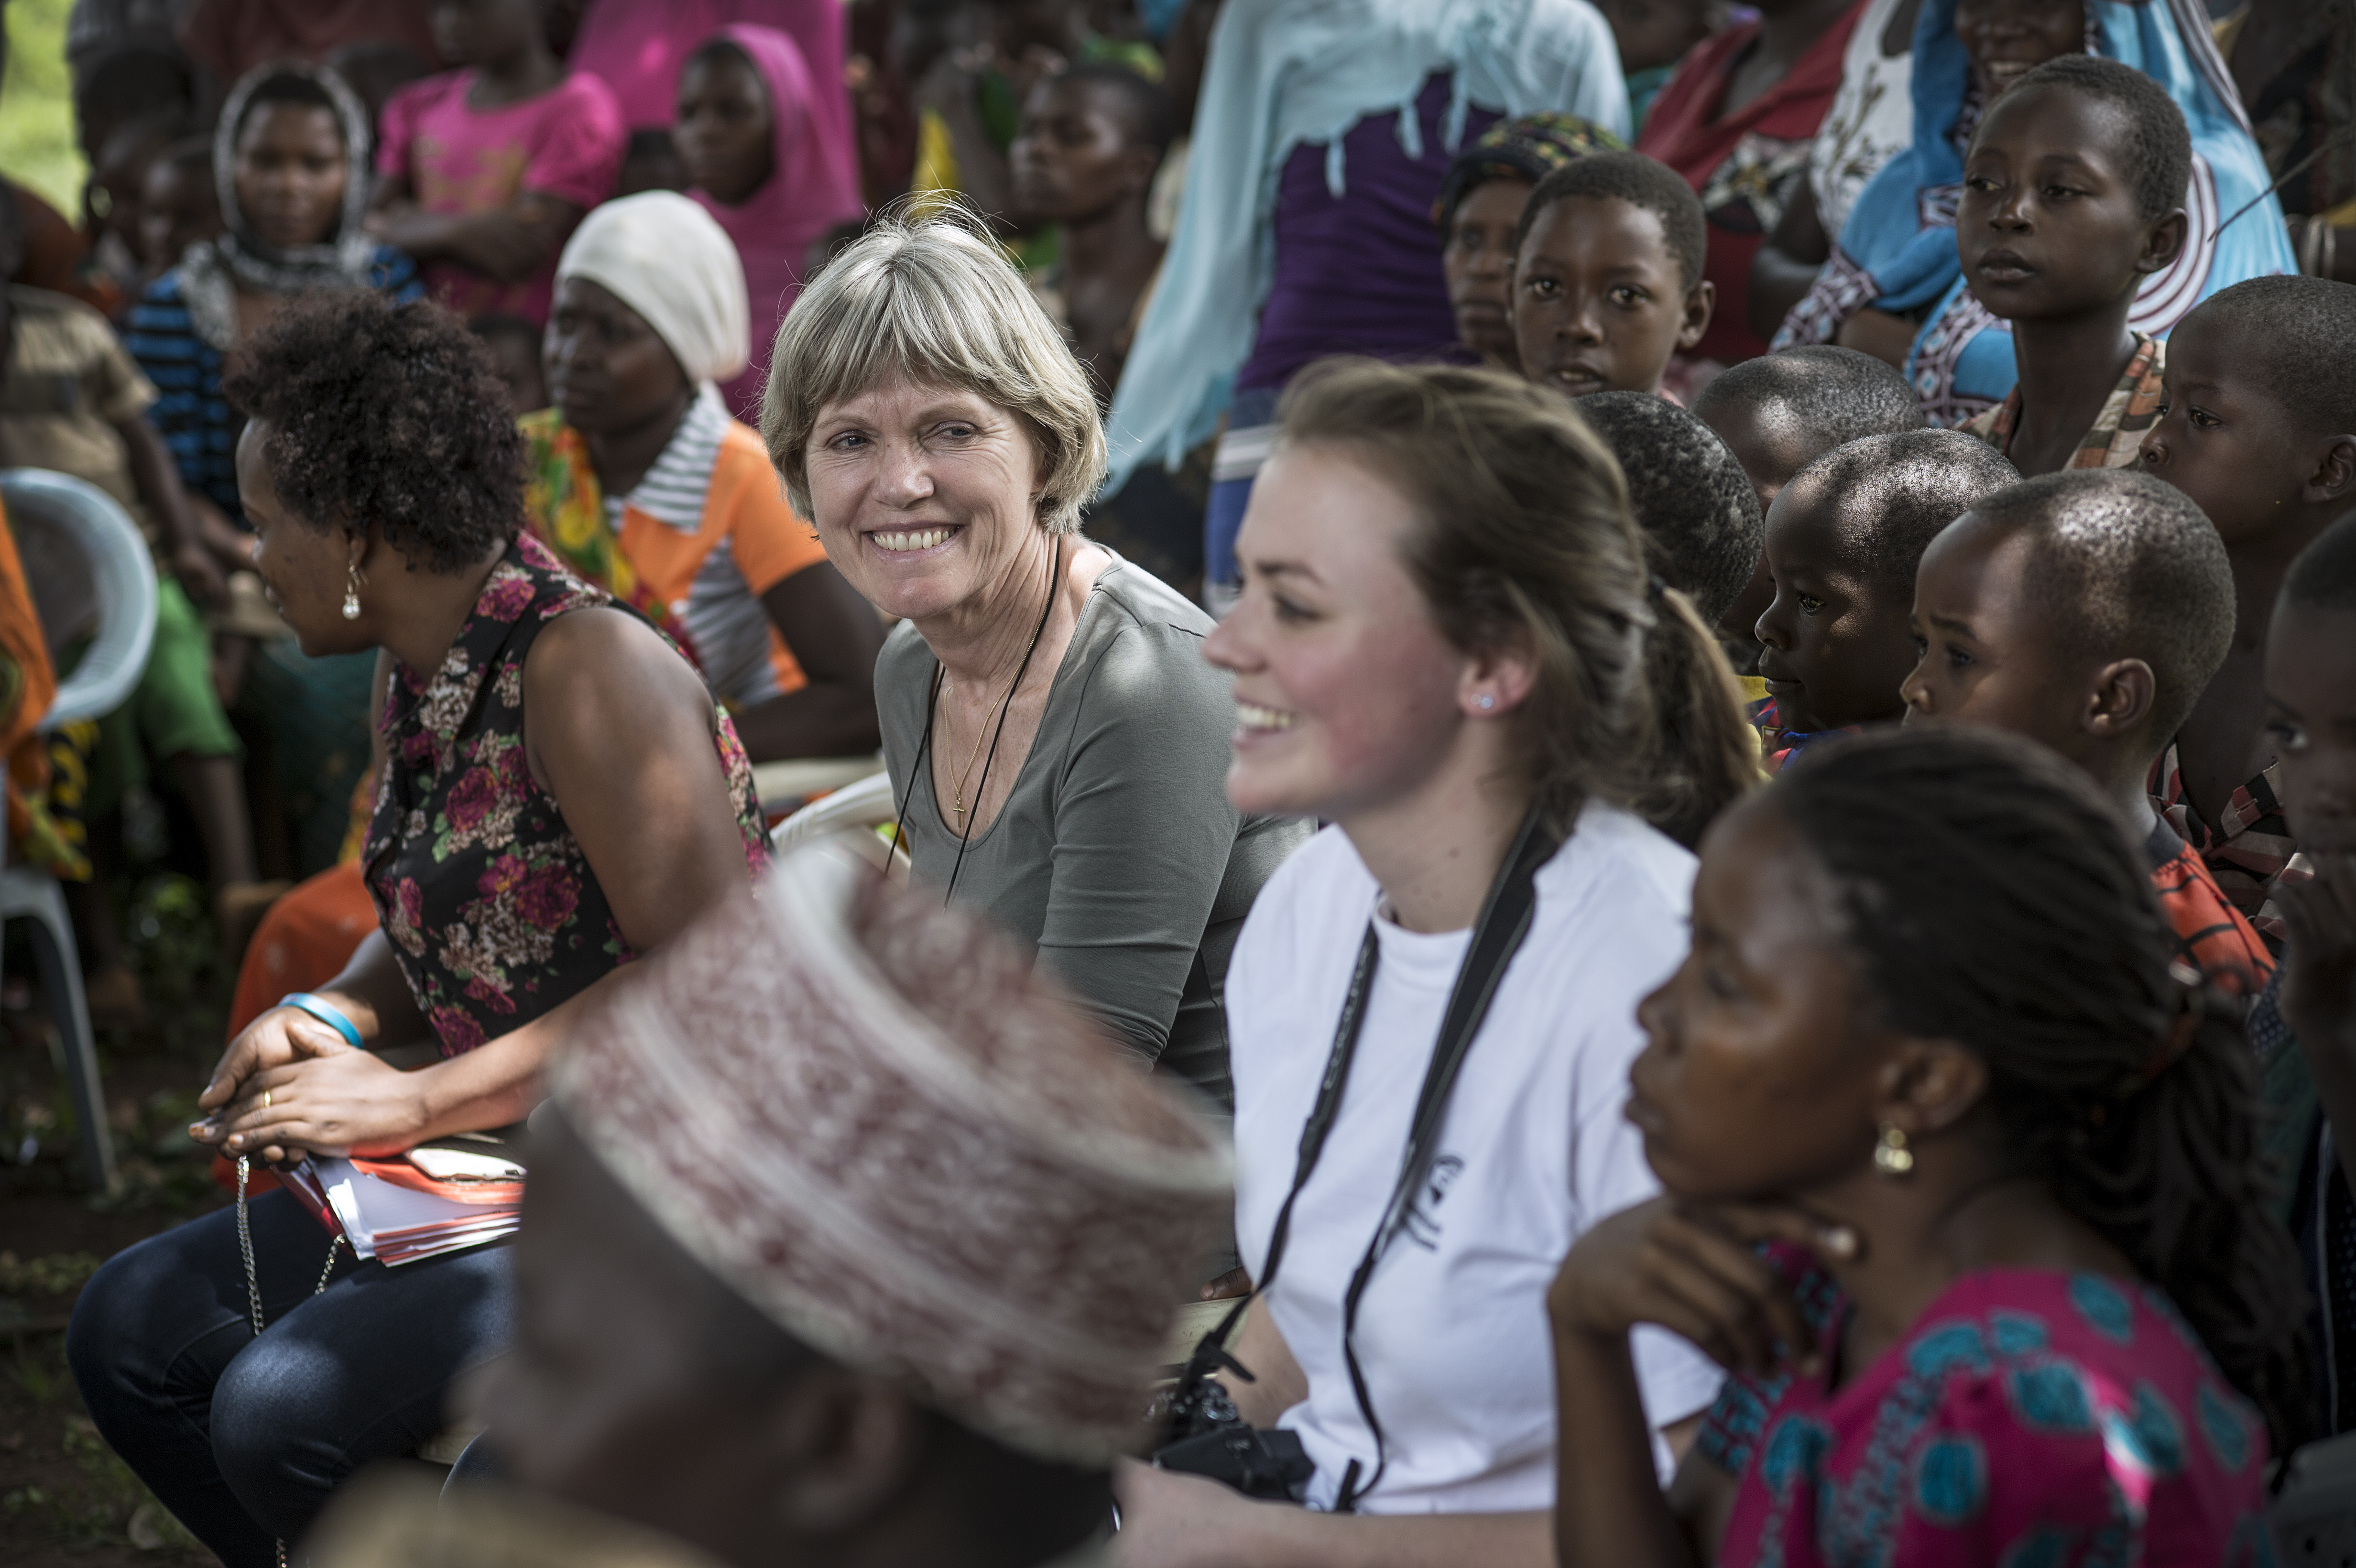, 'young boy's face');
1754,474,1913,732
1696,398,1824,642
2265,597,2356,856
1512,195,1710,400
1901,515,2100,762
2139,310,2336,545
1956,84,2181,325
